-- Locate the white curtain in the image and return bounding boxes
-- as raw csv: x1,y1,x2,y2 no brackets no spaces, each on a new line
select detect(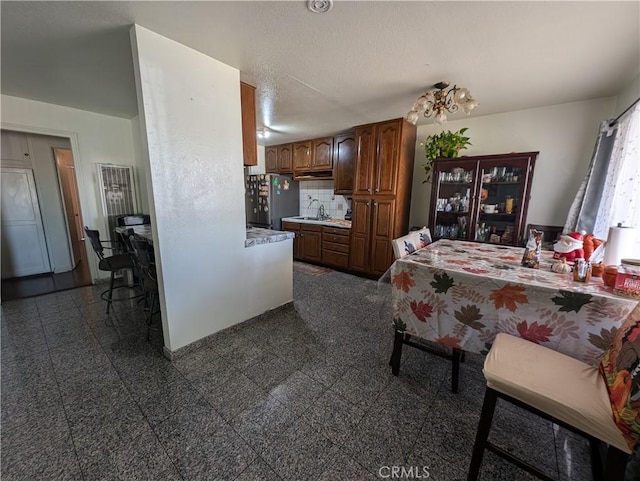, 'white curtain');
565,103,640,240
592,103,640,239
